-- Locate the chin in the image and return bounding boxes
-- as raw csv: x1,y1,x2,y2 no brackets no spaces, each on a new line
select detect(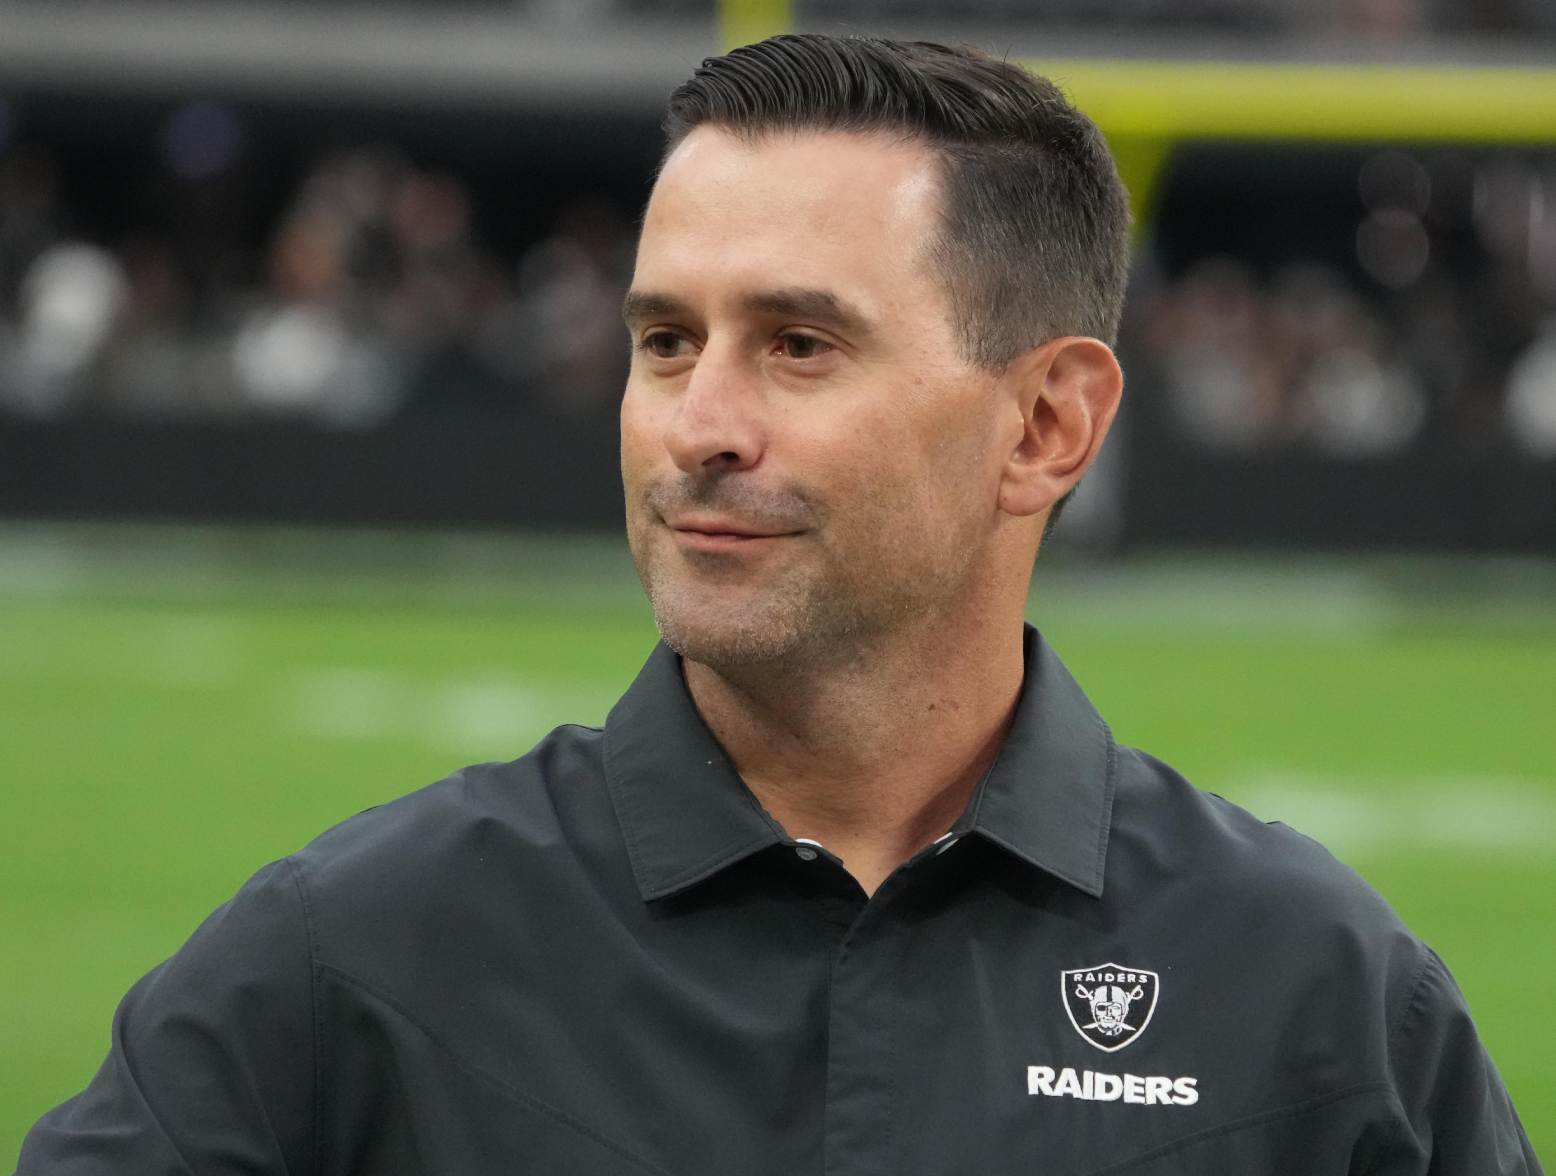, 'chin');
651,599,809,669
635,551,796,665
637,549,874,672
